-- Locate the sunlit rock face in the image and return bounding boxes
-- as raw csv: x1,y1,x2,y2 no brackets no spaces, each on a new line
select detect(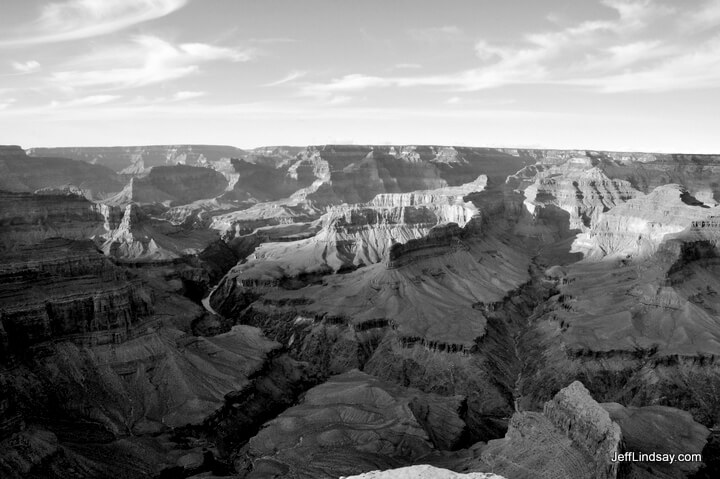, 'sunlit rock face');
220,176,487,278
522,158,640,231
573,184,720,260
342,465,507,479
